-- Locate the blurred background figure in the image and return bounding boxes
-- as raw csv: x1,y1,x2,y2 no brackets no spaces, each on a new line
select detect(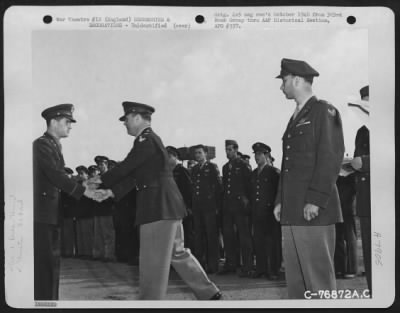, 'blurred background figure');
349,85,371,293
335,168,358,279
167,146,194,252
92,156,116,262
60,167,78,257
